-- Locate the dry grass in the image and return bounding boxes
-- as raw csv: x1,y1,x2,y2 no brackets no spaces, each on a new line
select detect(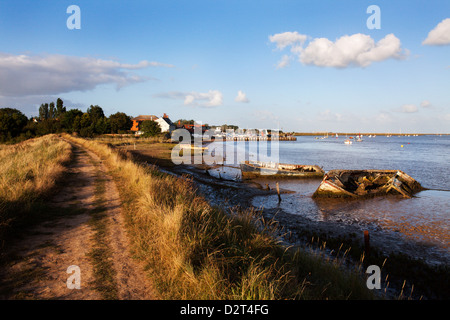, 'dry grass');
0,135,72,242
62,134,374,300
